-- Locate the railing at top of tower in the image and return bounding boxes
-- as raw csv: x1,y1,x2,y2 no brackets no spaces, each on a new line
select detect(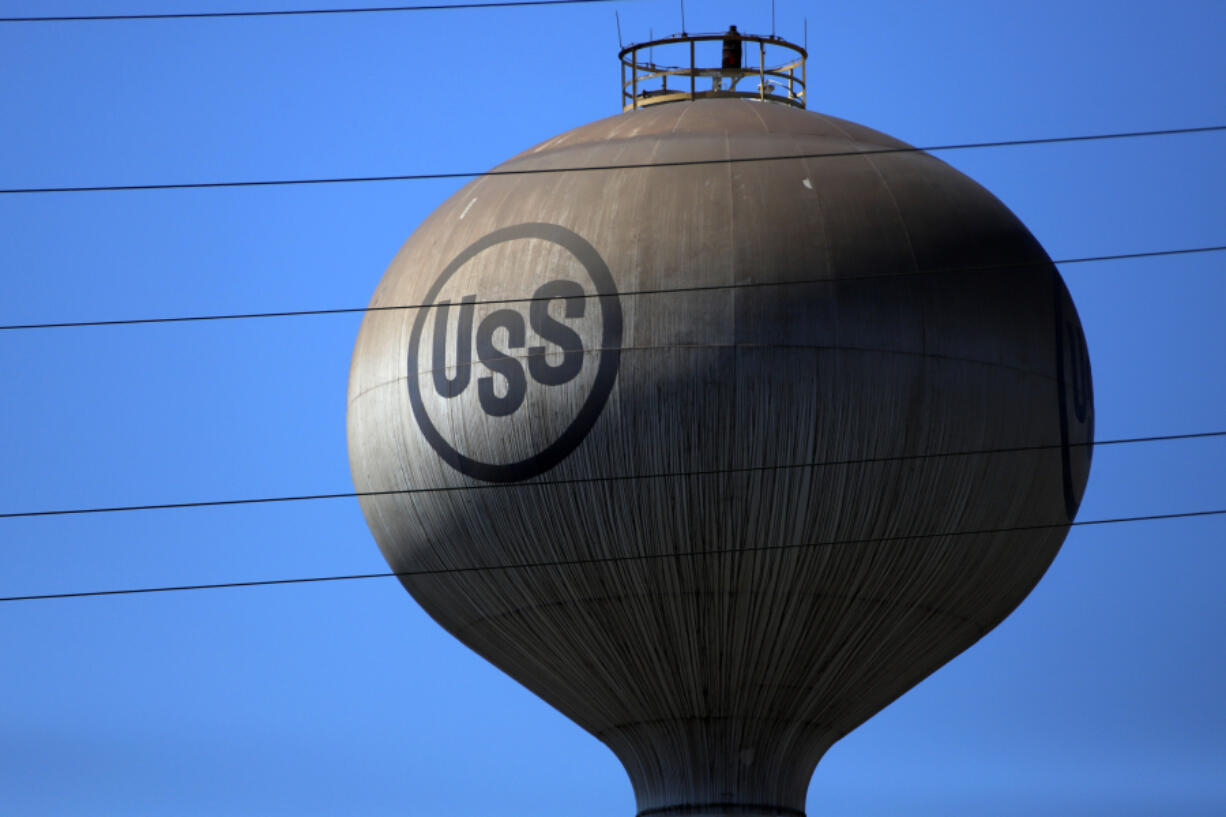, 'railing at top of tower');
619,29,807,112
